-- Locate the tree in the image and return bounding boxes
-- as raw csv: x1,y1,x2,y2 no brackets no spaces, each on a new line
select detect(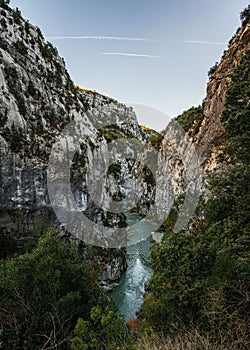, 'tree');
0,229,109,349
207,62,219,81
0,0,10,6
0,0,10,11
139,49,250,345
240,4,250,25
71,306,132,350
